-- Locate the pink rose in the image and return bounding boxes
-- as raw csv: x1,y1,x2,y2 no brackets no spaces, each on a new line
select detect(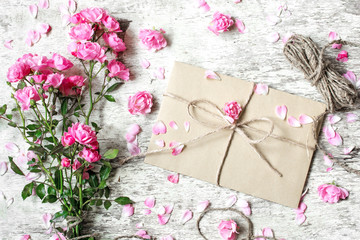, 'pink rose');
31,74,47,83
14,86,41,111
76,42,107,63
61,158,71,168
103,32,126,52
69,23,94,41
72,159,81,171
67,122,98,148
79,148,101,163
80,7,104,23
128,91,153,115
43,73,65,91
223,101,242,123
61,132,76,147
68,41,80,57
59,75,85,96
7,62,31,82
48,53,74,71
50,233,66,240
208,12,234,35
138,29,167,51
17,54,51,73
318,183,349,203
107,60,130,80
101,14,121,32
69,13,86,24
336,50,348,62
218,220,239,240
